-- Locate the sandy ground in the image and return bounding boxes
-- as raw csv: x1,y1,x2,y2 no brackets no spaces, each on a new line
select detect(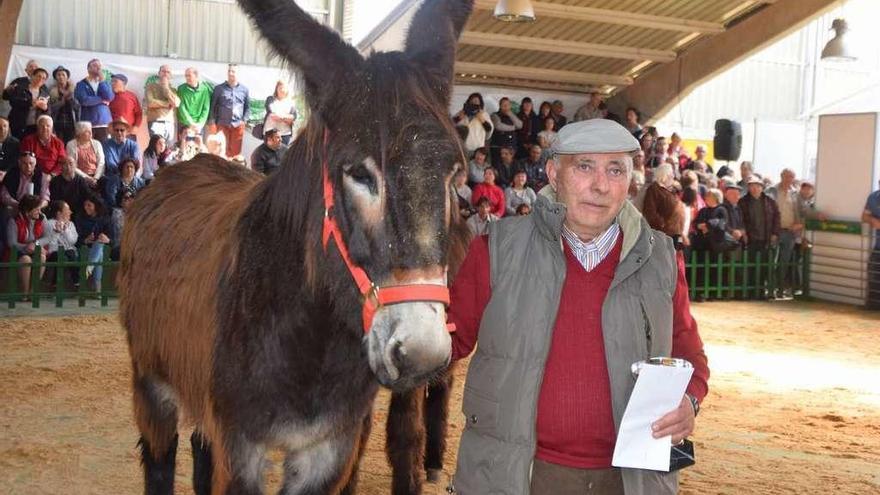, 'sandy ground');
1,301,879,494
